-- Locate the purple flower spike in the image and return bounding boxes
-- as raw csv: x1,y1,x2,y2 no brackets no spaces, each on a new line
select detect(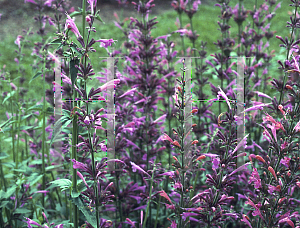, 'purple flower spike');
130,161,151,178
